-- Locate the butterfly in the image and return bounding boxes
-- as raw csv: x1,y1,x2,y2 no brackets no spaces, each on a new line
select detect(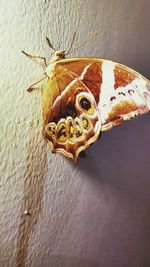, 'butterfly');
22,33,150,161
